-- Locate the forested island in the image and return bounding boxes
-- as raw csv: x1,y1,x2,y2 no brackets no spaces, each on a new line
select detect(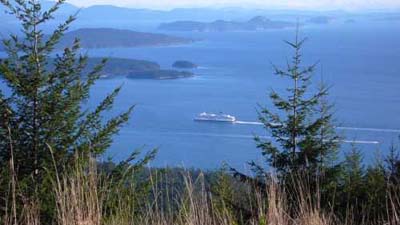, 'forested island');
172,60,198,69
159,16,295,32
0,28,194,51
86,58,194,79
57,28,194,49
0,57,194,80
307,16,332,24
